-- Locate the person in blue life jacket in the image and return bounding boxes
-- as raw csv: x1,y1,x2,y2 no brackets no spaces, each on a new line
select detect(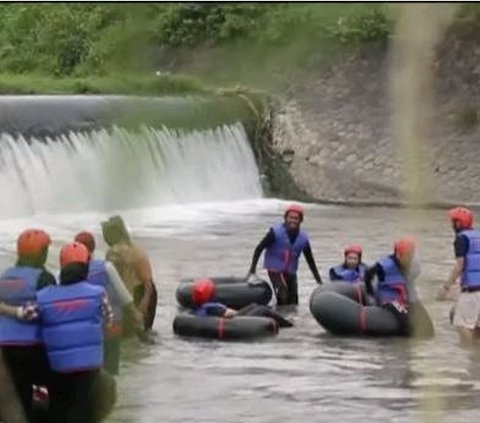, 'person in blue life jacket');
191,279,293,328
36,242,114,423
248,204,322,305
329,244,367,283
0,229,56,422
438,207,480,344
364,237,418,335
74,231,145,375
